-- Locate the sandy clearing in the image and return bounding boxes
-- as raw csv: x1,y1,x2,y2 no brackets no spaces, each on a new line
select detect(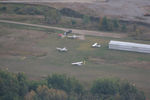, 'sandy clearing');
0,20,126,38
